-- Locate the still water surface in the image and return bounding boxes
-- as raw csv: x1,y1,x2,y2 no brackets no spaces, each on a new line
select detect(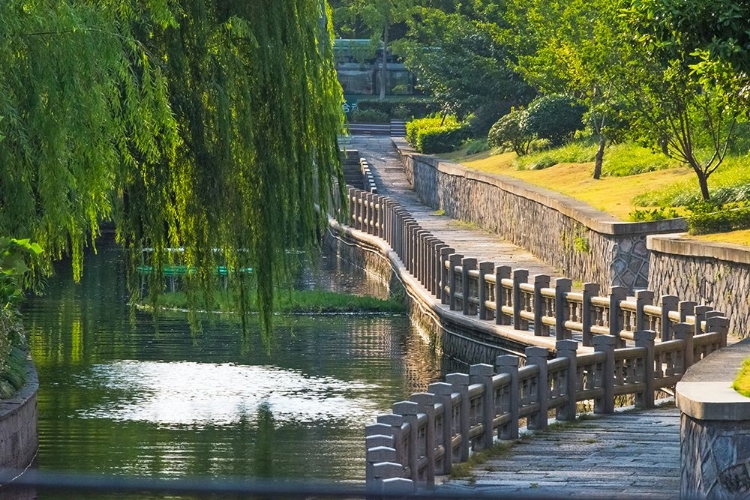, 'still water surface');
21,246,443,497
